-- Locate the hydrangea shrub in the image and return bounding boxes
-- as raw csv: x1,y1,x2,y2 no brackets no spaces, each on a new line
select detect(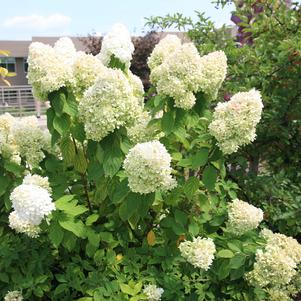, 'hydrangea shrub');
0,24,300,301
